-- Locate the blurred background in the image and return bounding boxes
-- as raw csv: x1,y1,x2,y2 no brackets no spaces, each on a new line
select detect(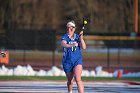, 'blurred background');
0,0,139,73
